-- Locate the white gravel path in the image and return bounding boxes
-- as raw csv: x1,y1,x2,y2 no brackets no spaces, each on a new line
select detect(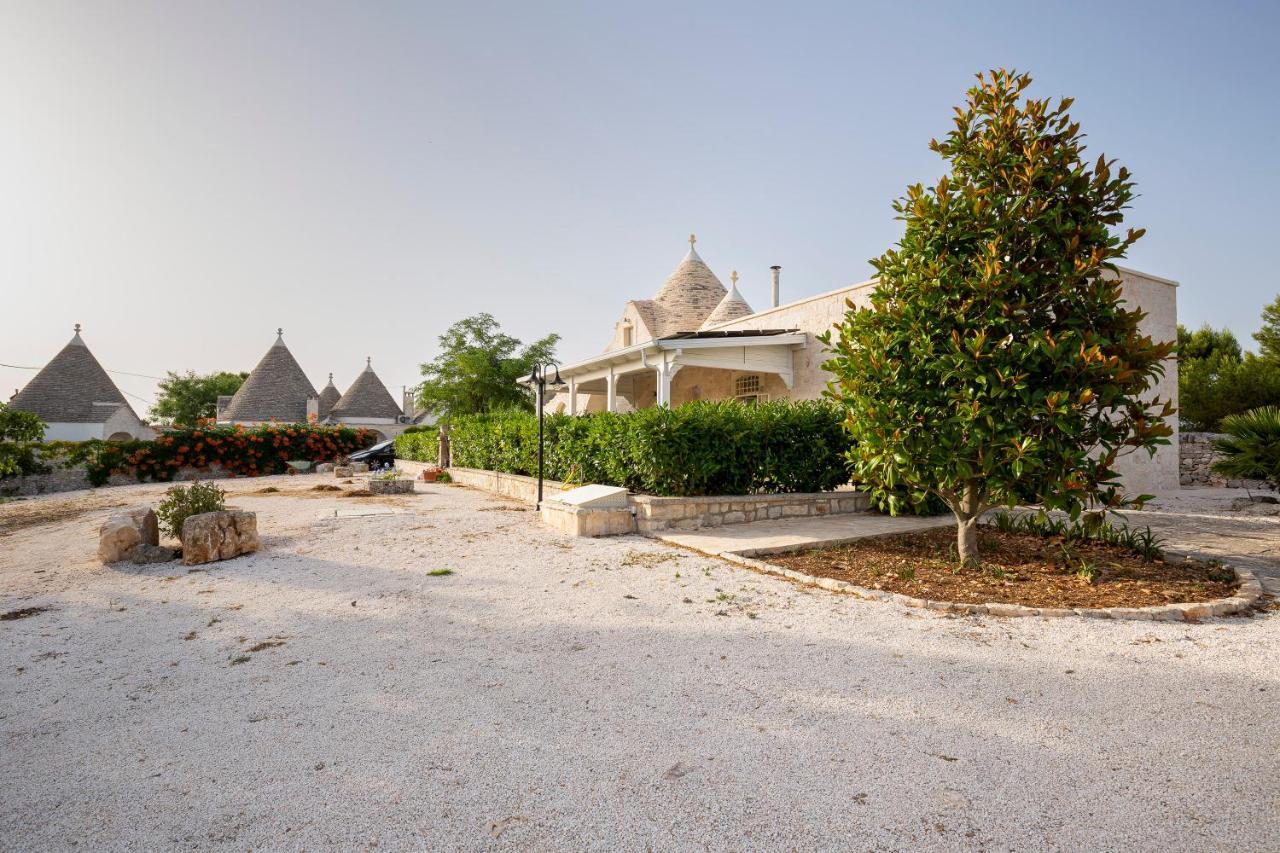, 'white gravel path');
1,476,1278,850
